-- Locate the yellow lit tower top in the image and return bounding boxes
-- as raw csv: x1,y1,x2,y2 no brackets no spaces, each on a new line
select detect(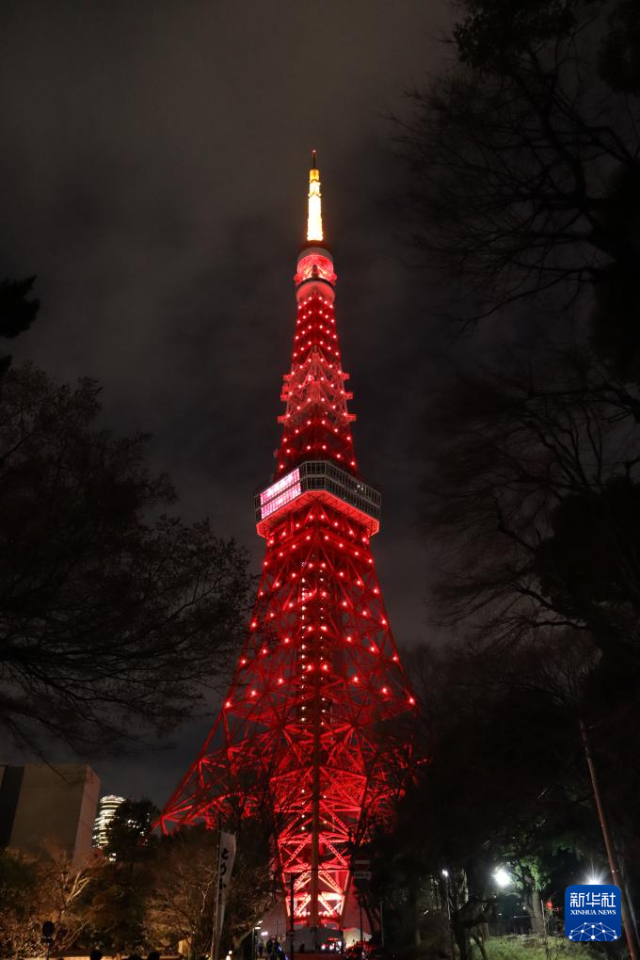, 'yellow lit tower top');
294,151,337,298
307,149,323,243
